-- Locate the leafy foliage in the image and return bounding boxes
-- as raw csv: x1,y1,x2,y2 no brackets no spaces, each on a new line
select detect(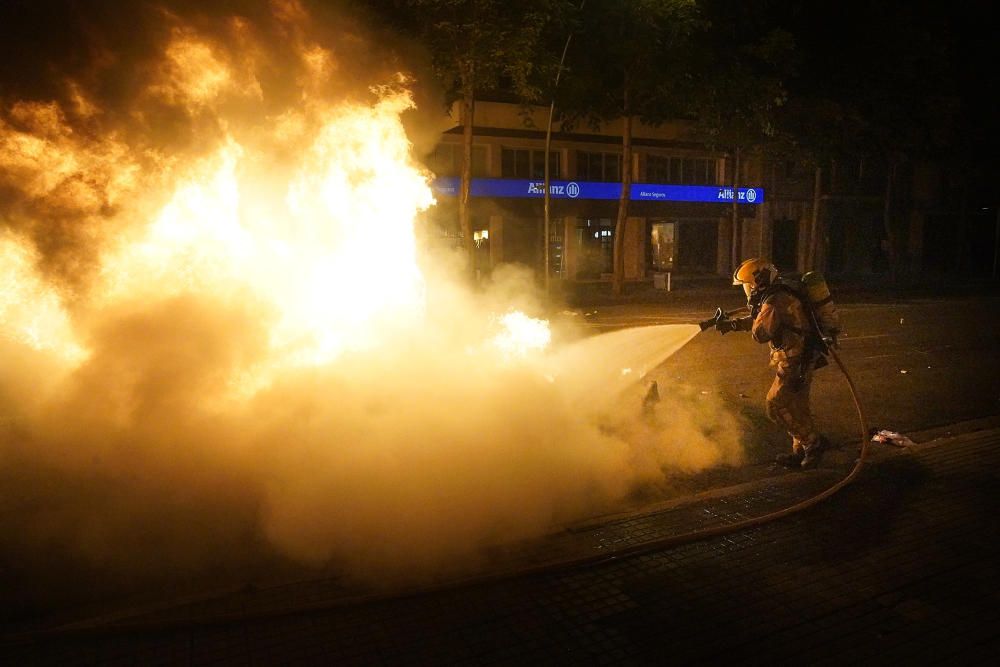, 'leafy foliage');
400,0,573,104
558,0,703,128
